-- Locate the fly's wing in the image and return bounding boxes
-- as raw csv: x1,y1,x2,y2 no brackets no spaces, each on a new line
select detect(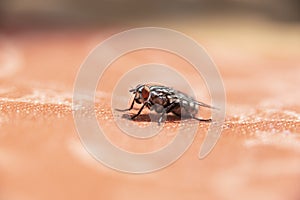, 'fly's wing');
194,100,218,110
